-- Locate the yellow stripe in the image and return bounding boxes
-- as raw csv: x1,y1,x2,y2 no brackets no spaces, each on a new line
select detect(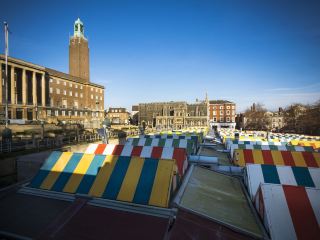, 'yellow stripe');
234,150,245,166
271,150,284,166
117,157,144,202
40,152,73,190
149,159,174,208
88,155,118,197
252,150,264,164
313,153,320,167
291,151,306,167
63,154,95,193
